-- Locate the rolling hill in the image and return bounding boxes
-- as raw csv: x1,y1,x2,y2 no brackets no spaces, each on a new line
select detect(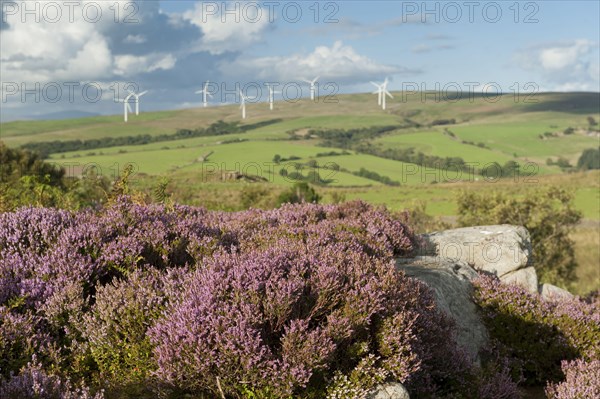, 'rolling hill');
1,91,598,216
